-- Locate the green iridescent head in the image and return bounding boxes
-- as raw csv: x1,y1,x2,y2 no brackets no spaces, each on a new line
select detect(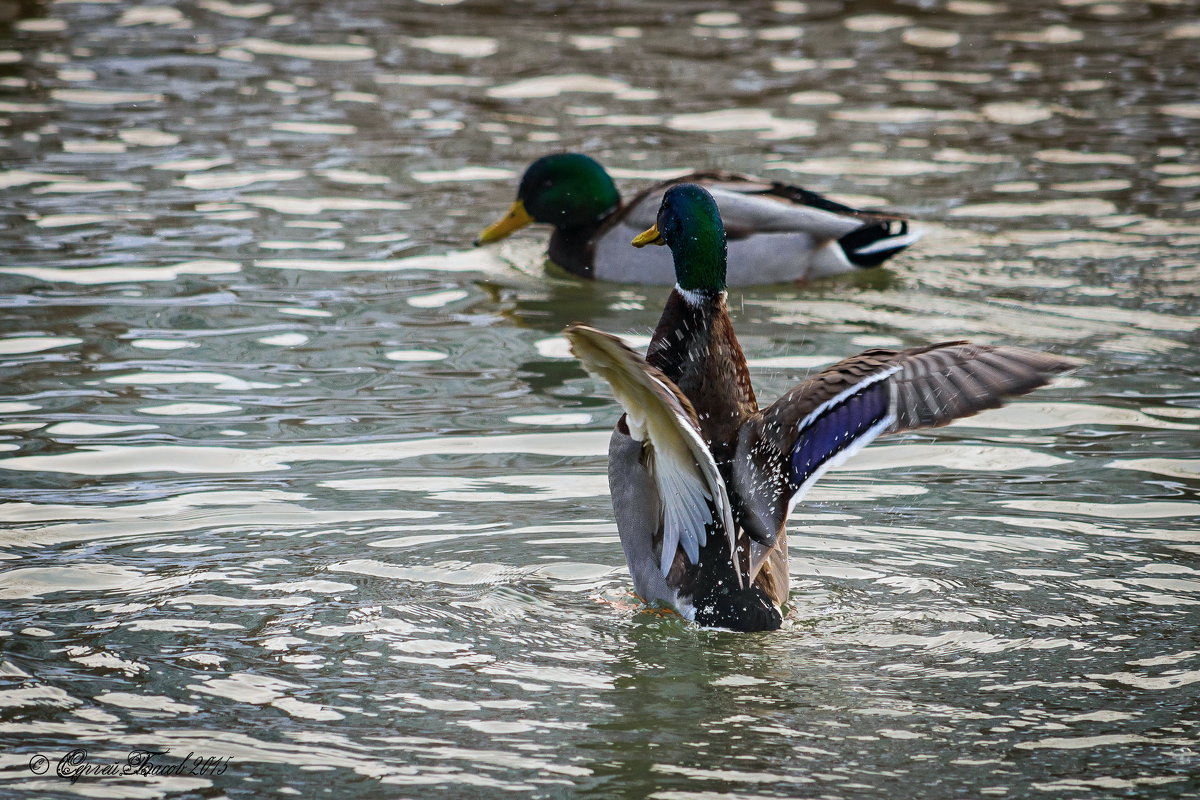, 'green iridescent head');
632,183,727,293
475,154,620,244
